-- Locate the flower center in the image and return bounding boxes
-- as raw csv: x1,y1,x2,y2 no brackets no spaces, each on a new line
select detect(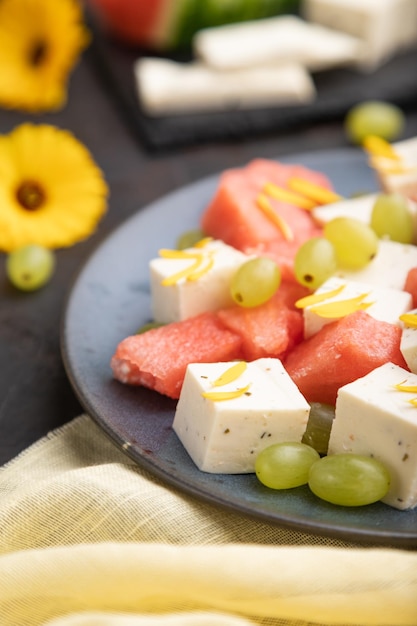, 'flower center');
16,181,46,211
29,39,48,66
